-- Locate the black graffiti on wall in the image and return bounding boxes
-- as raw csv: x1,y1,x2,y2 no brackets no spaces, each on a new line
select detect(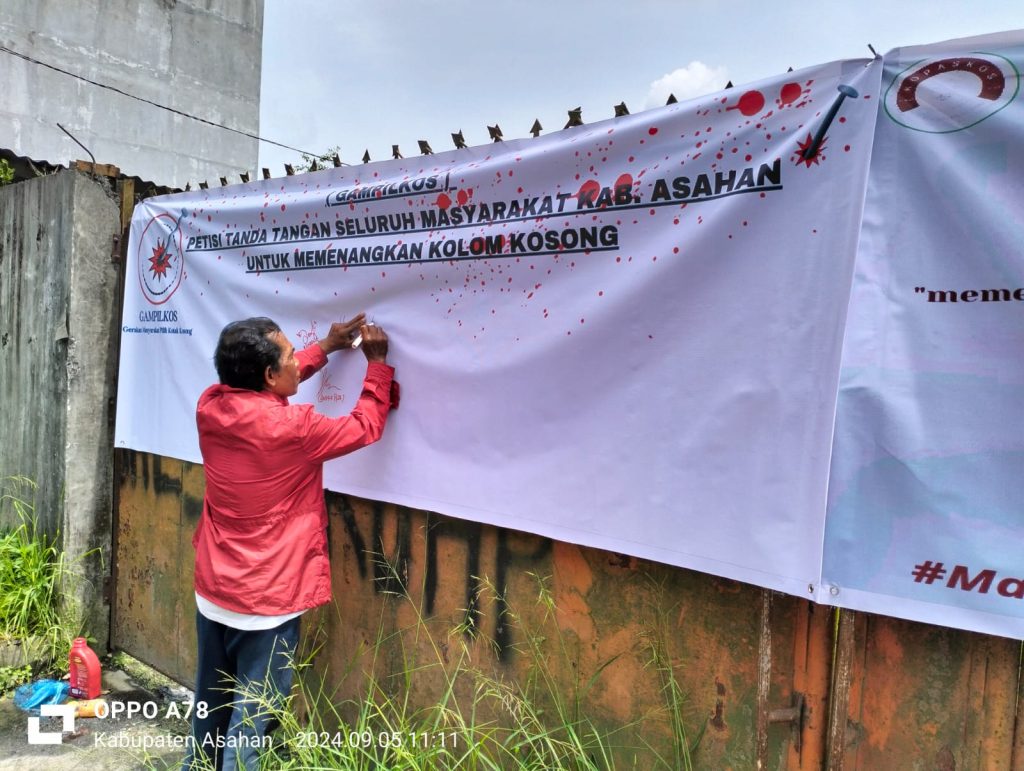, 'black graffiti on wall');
491,527,552,656
330,493,551,660
120,449,182,495
119,450,202,522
